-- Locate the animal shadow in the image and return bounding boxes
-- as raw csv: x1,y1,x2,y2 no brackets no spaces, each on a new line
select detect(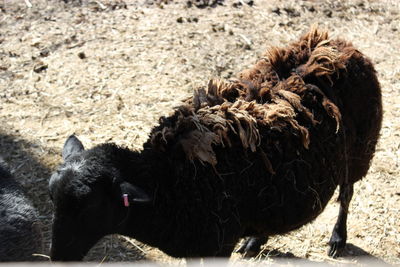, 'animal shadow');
255,244,391,266
0,131,52,210
340,243,391,266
